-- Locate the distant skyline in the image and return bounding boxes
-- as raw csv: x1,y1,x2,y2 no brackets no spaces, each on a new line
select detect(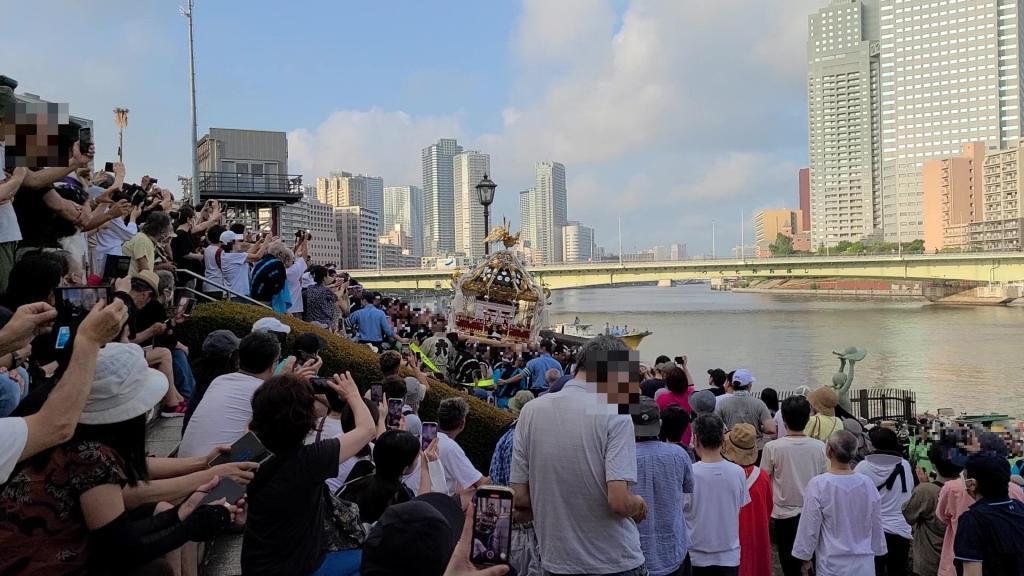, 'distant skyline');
5,0,828,254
